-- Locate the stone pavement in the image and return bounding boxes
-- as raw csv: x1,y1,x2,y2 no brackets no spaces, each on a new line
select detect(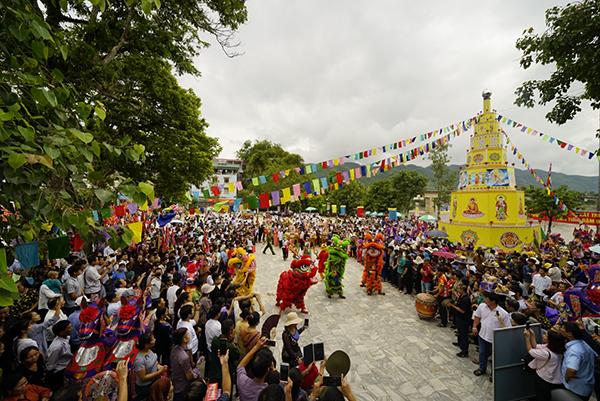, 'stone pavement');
251,247,494,401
